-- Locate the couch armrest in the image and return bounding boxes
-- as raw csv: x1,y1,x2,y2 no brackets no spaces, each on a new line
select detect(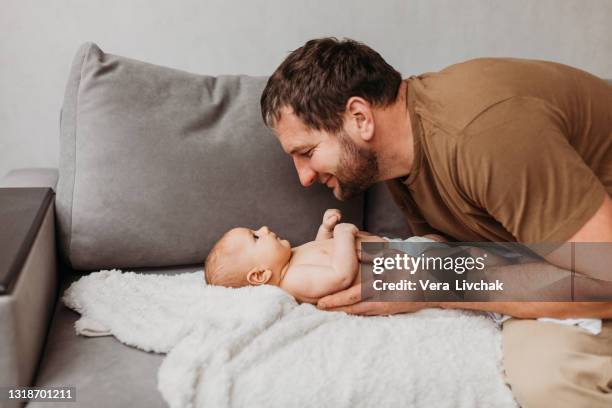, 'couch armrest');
0,168,59,192
0,188,57,390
